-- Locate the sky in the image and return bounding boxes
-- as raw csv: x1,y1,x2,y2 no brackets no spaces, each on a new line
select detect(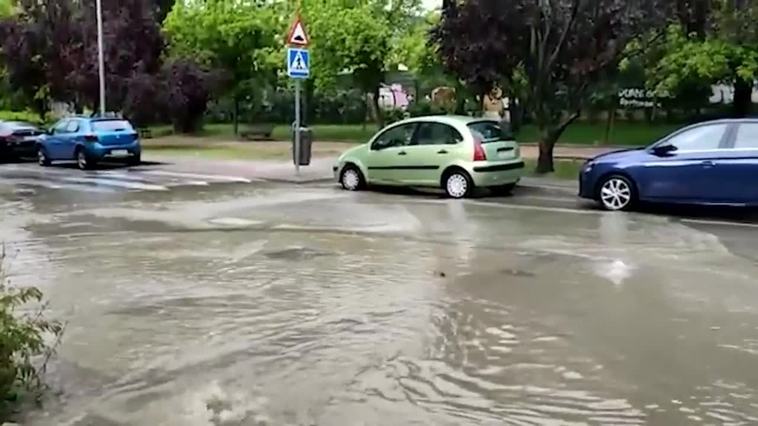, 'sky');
422,0,442,10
